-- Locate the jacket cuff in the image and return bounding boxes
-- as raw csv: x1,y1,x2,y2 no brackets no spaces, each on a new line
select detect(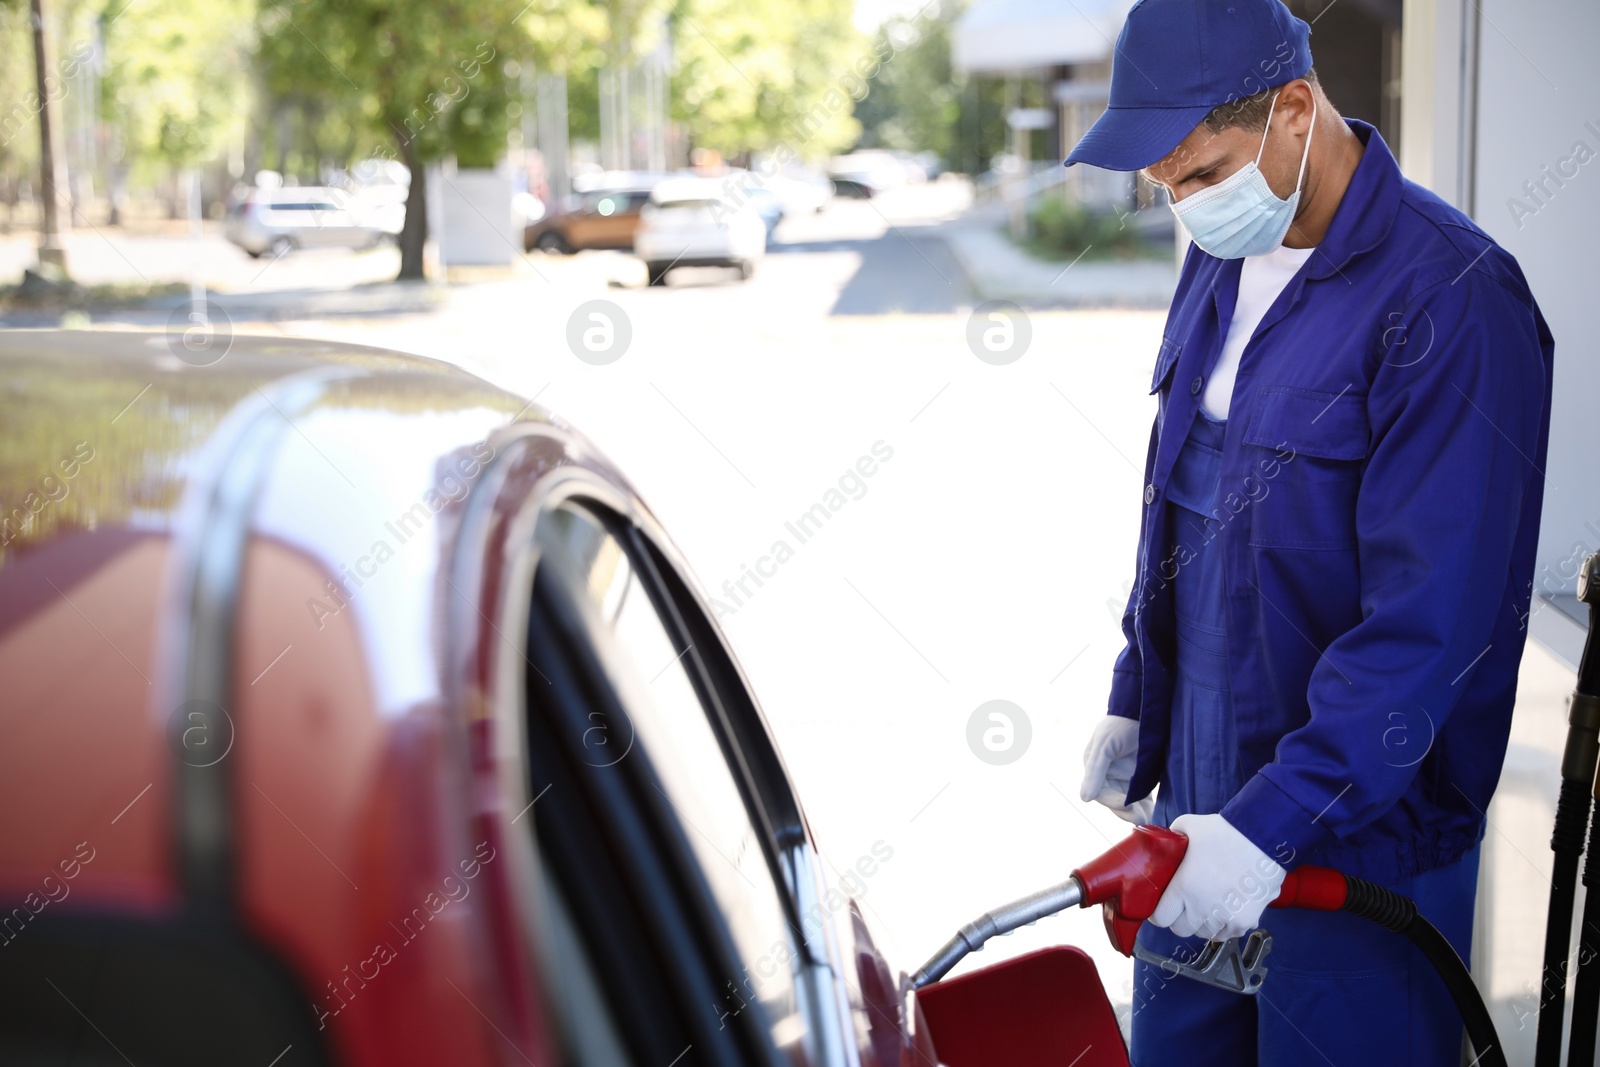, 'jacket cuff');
1219,772,1338,869
1107,667,1140,720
